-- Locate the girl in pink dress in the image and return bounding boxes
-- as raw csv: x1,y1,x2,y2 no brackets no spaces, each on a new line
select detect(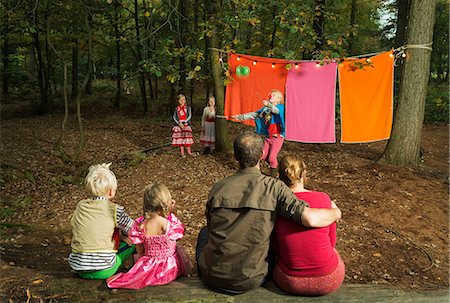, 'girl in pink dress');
106,183,191,289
